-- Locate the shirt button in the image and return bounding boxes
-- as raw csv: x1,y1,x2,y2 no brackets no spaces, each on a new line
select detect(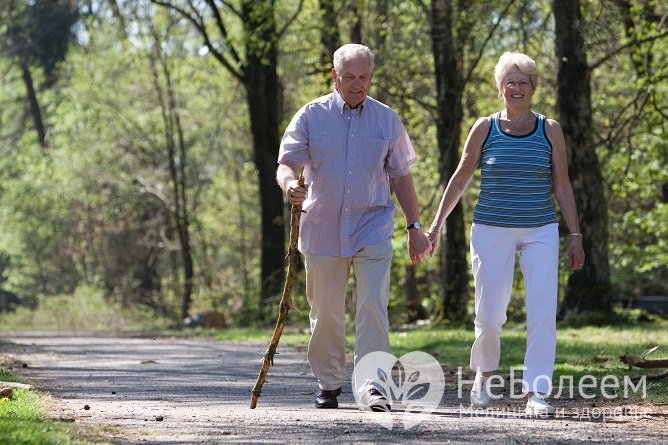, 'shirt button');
347,190,351,193
344,208,349,211
348,171,352,175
